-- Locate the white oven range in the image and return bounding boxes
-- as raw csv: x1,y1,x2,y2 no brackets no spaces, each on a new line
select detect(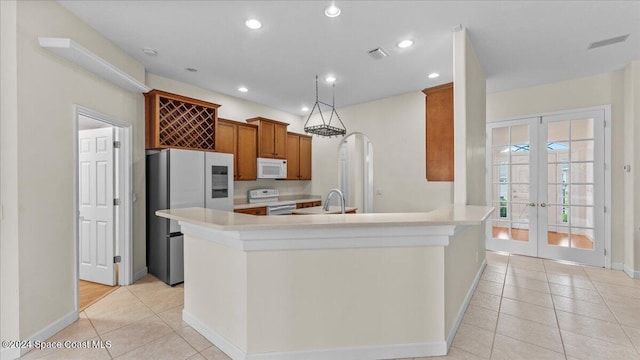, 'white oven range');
247,188,296,215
